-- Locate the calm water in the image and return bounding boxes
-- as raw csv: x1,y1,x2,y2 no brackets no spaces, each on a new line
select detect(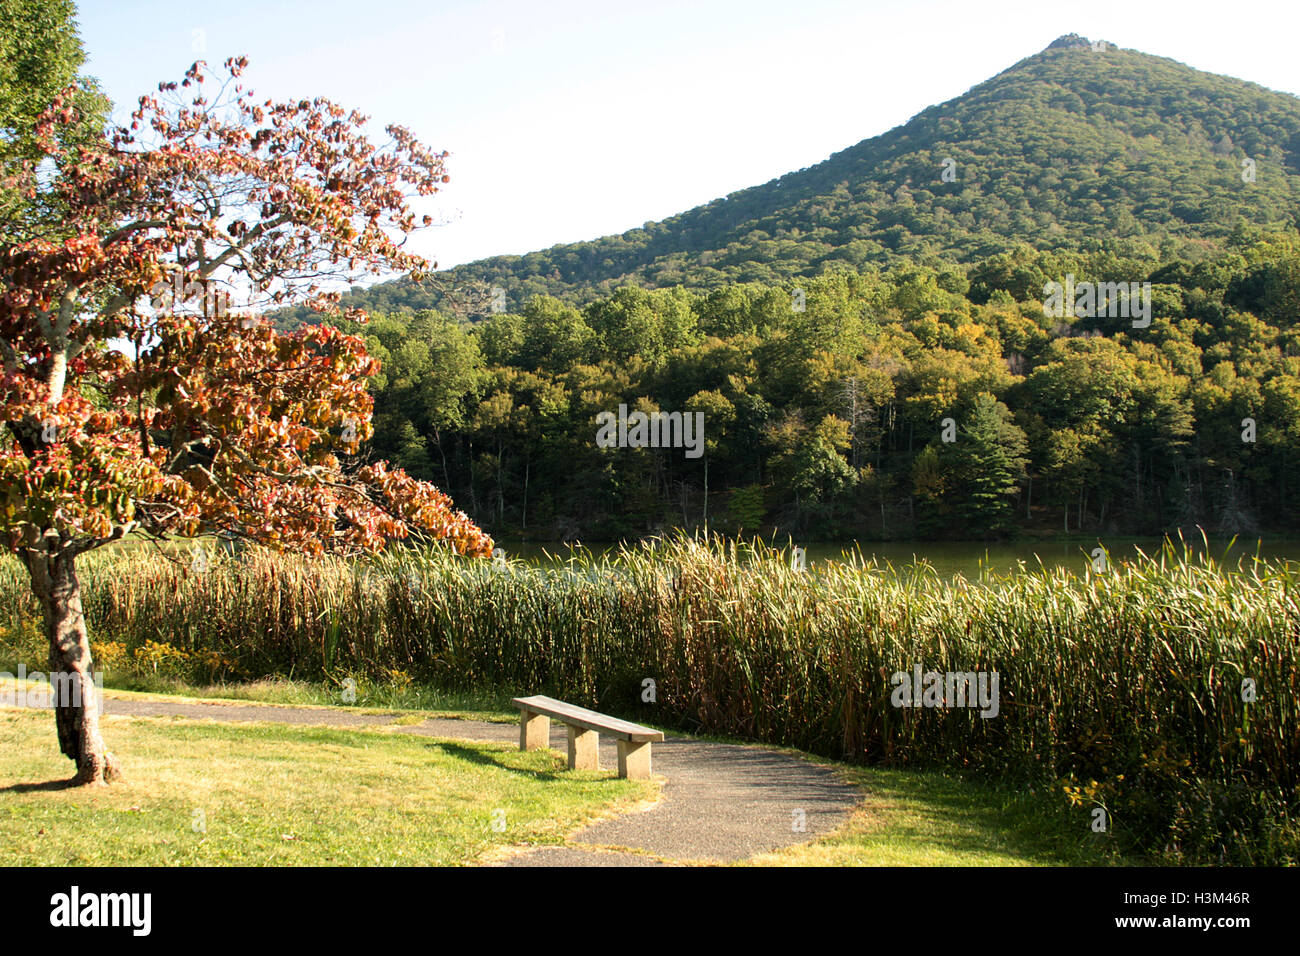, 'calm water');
490,536,1300,578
